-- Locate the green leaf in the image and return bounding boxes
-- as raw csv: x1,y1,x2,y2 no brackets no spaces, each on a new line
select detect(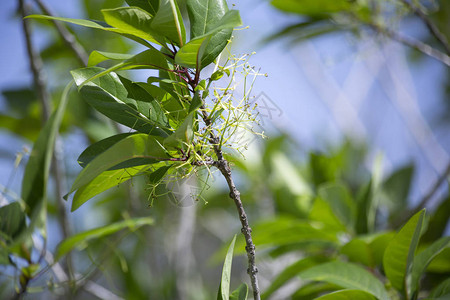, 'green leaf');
70,67,169,135
299,261,389,300
151,0,186,46
340,239,374,267
20,81,71,236
262,256,328,299
382,164,414,222
164,112,195,148
355,180,373,234
71,165,150,211
78,133,137,168
25,15,153,48
217,234,236,300
271,0,351,16
314,289,376,300
422,194,450,244
69,134,170,195
78,48,170,88
55,217,153,260
175,35,212,68
430,278,450,299
318,183,356,231
383,209,425,294
410,237,450,297
309,197,347,233
148,165,172,184
88,50,134,67
0,203,26,243
125,0,159,15
189,91,203,113
120,76,170,129
175,10,241,69
101,7,166,45
186,0,240,67
230,283,248,300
